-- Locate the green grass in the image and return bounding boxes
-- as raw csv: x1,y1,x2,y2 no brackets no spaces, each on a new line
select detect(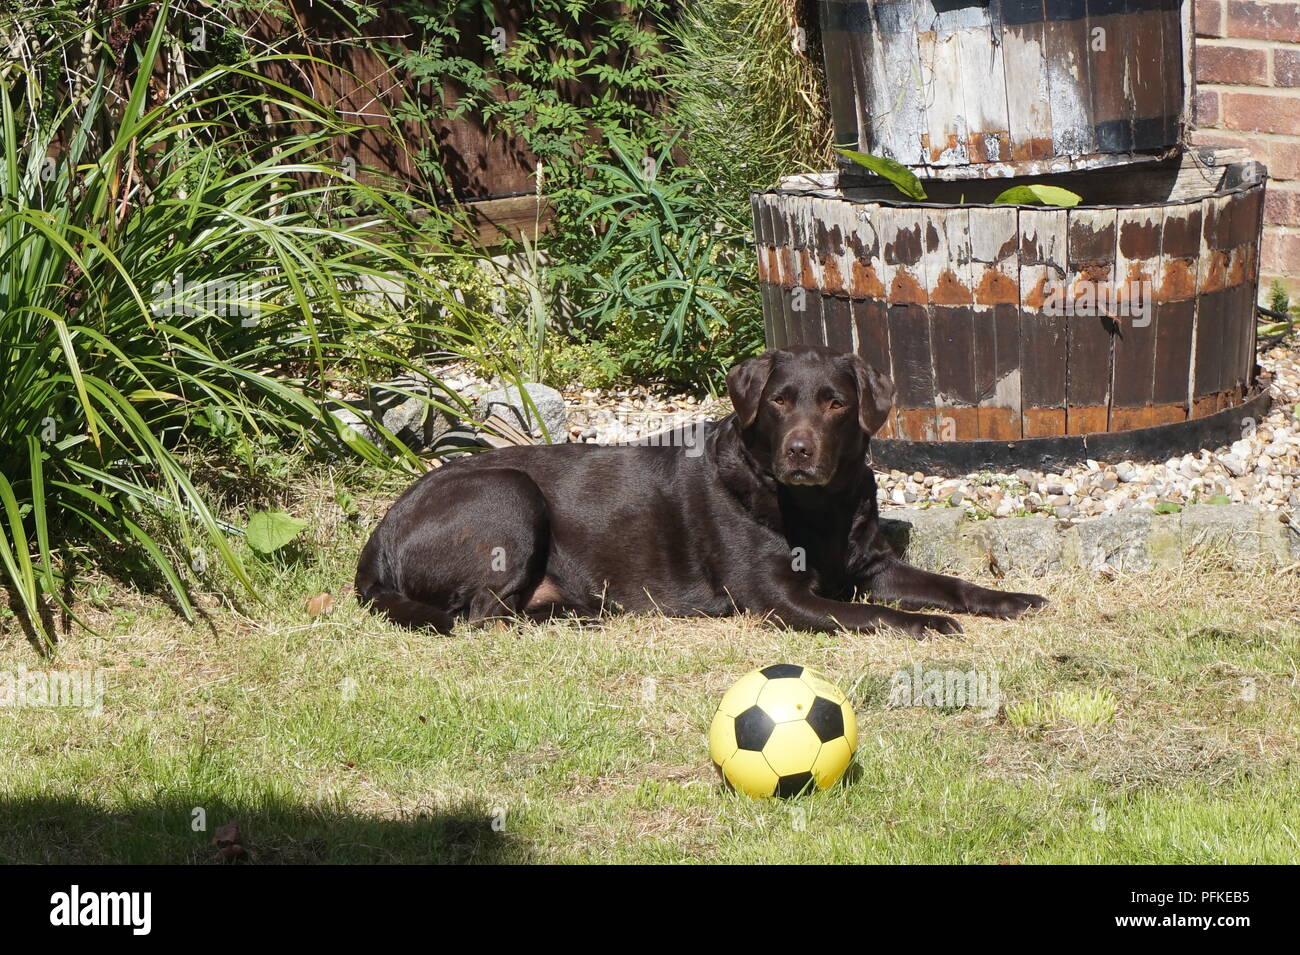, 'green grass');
0,464,1297,863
